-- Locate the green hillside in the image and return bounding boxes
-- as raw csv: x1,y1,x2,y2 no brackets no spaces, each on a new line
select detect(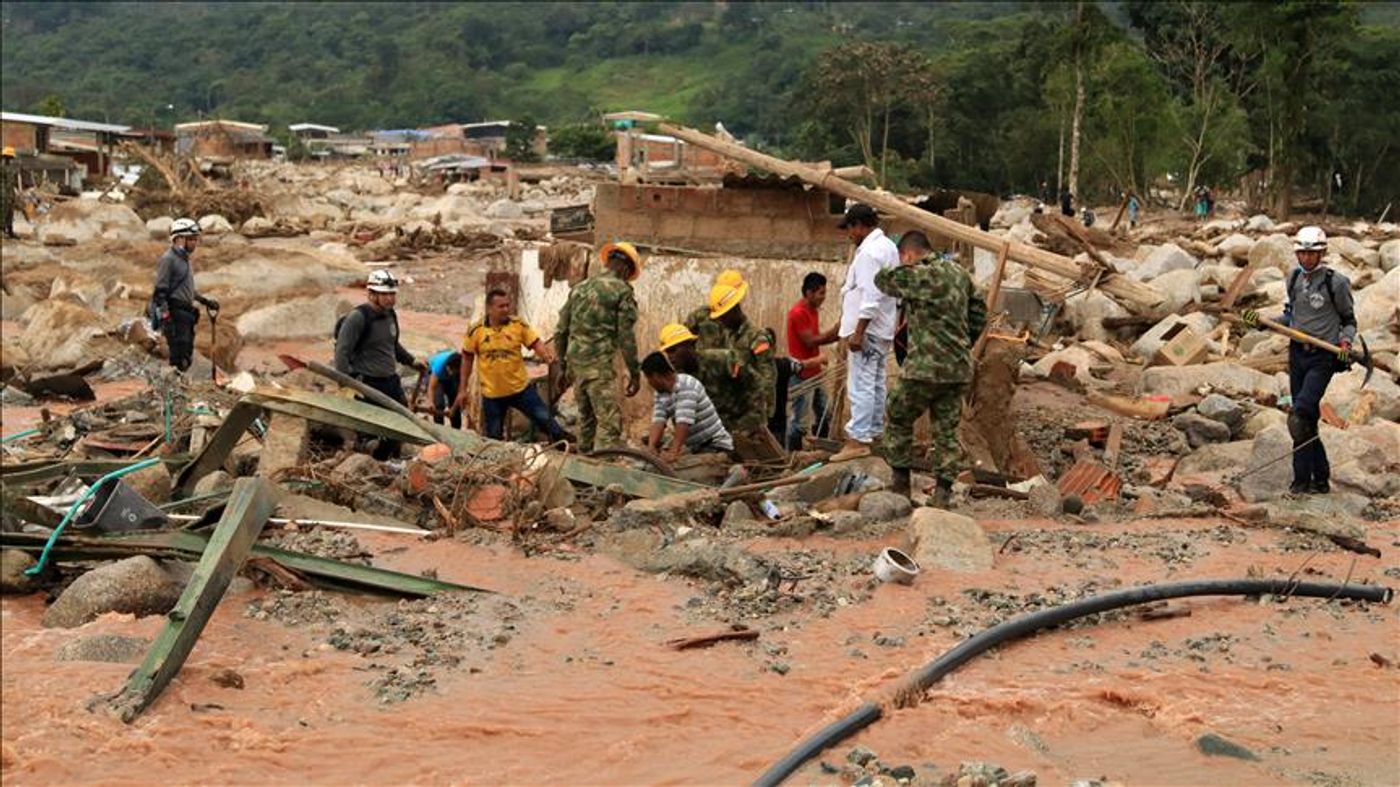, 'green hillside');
3,2,1396,213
